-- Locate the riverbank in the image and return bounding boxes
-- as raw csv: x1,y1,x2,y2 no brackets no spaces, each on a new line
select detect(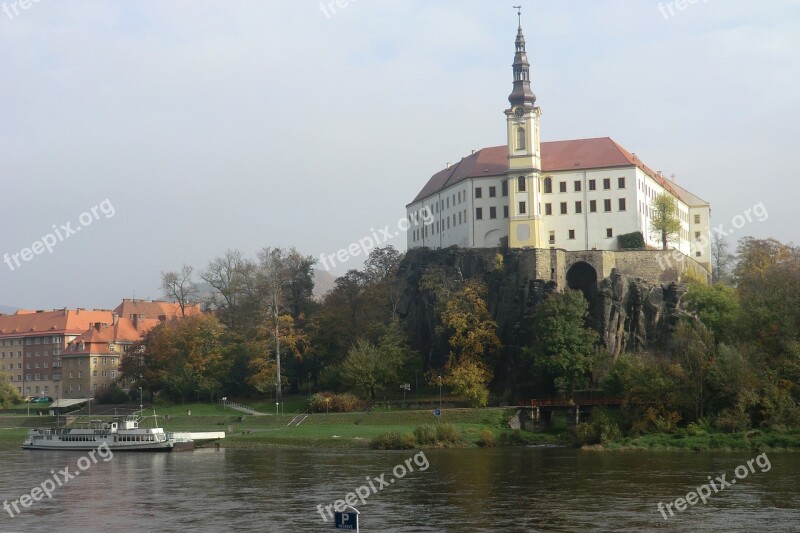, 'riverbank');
2,406,799,451
592,429,800,452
